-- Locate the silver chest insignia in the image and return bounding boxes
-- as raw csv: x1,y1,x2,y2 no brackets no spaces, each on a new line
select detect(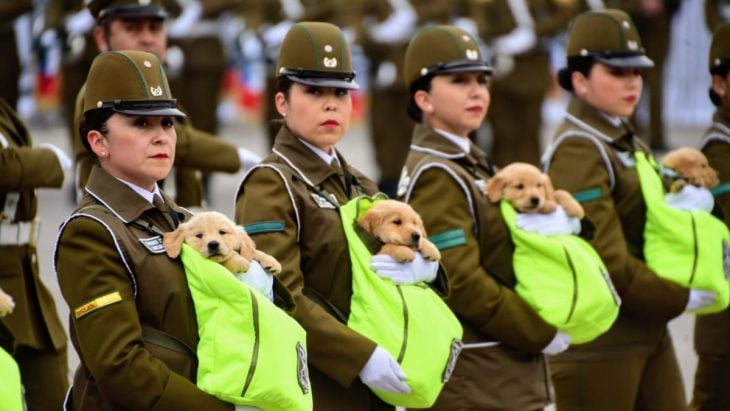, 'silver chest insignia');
139,235,166,254
310,192,337,209
616,151,636,168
